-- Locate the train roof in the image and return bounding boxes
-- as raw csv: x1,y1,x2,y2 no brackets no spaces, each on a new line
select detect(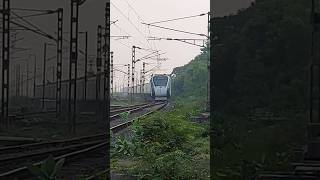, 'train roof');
151,74,170,77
